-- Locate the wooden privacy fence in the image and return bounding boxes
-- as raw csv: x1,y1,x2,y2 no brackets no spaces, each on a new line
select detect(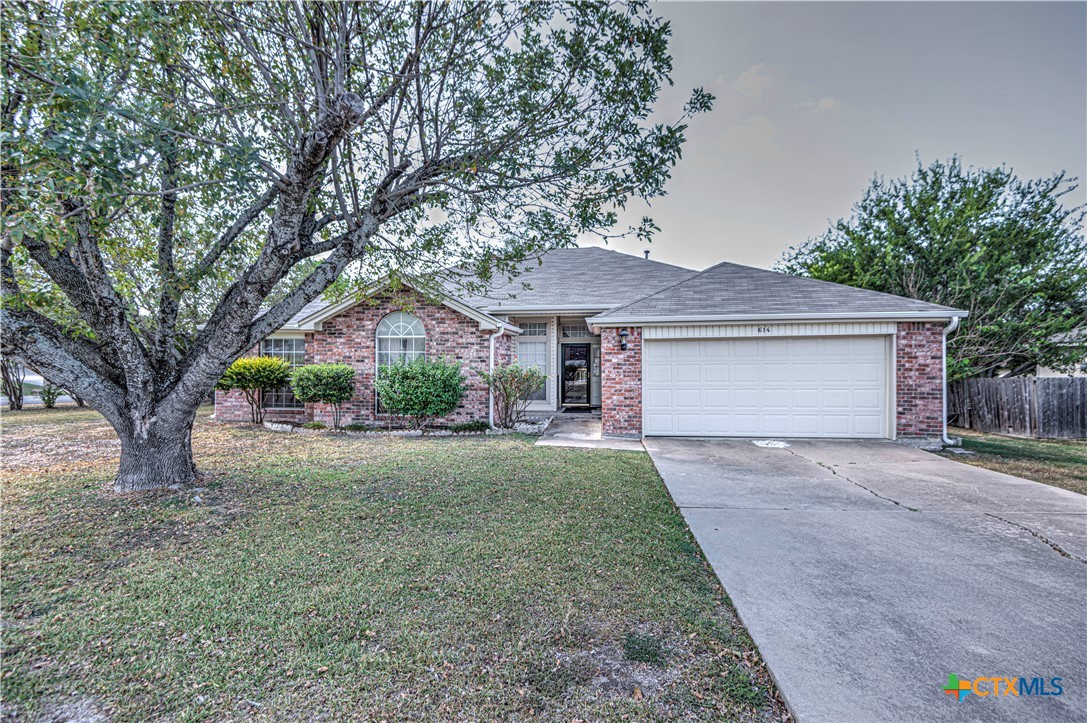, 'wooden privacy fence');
948,377,1087,439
